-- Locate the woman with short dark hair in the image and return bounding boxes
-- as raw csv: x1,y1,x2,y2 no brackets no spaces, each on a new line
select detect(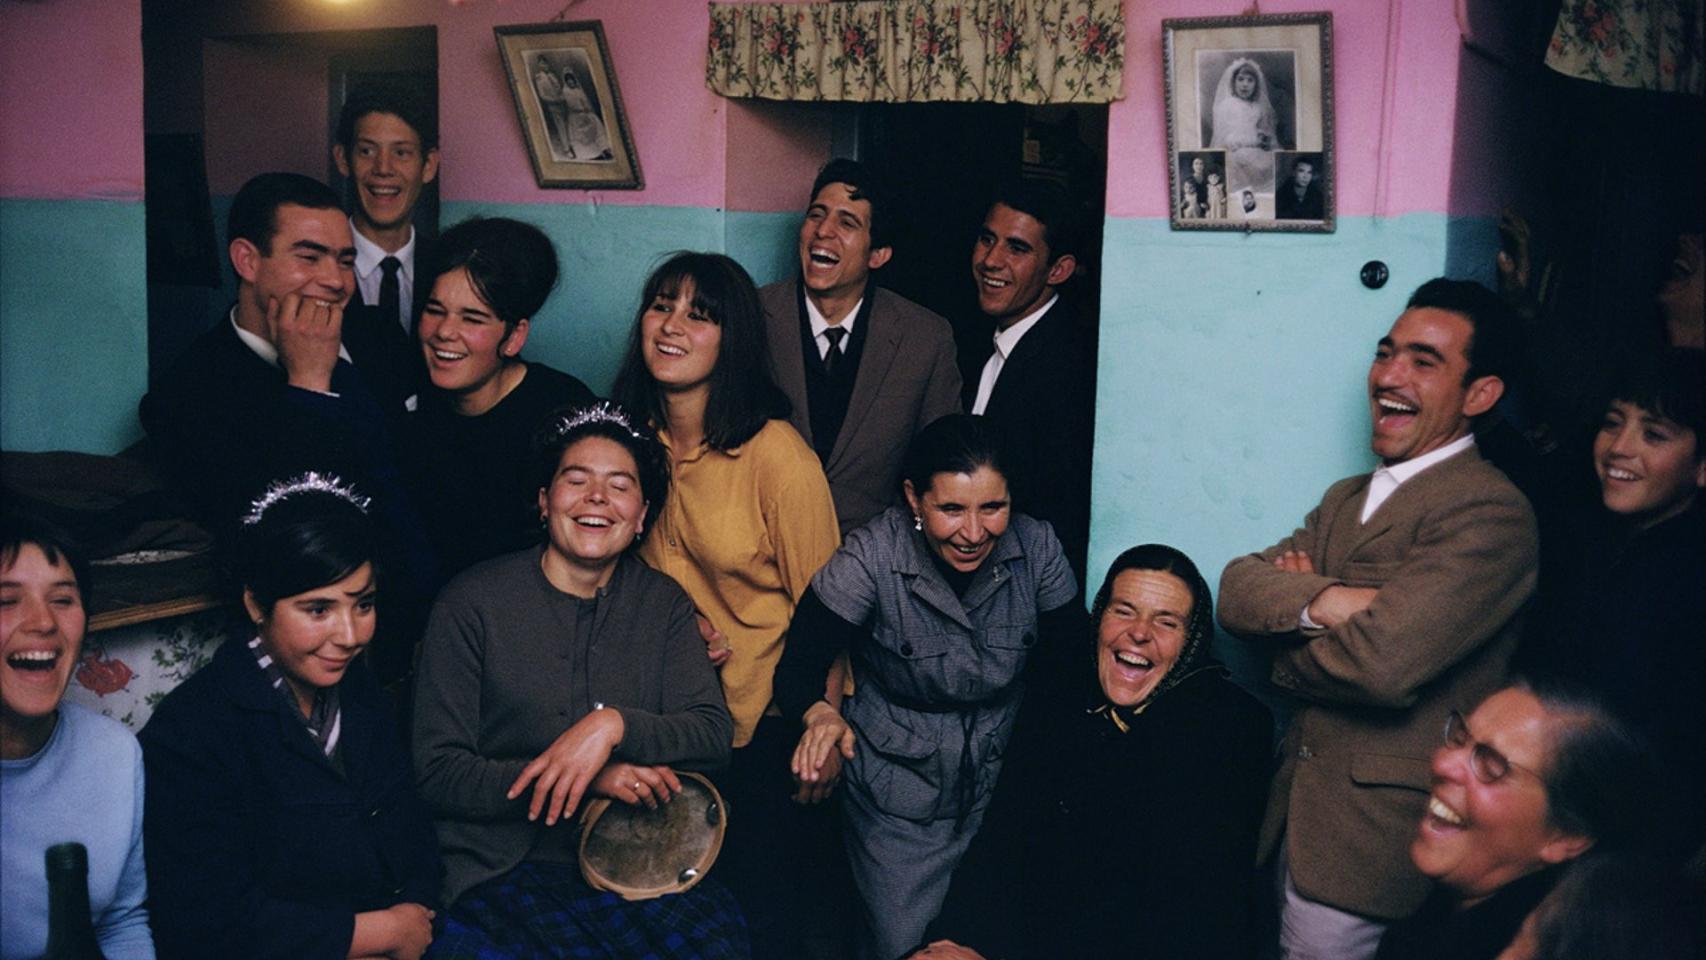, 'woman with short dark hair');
404,215,595,578
1,515,155,960
775,413,1081,960
140,475,441,960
